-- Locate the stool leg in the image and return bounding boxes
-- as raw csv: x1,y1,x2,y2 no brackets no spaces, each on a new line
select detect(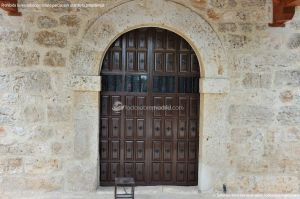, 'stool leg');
132,186,134,199
114,186,117,199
